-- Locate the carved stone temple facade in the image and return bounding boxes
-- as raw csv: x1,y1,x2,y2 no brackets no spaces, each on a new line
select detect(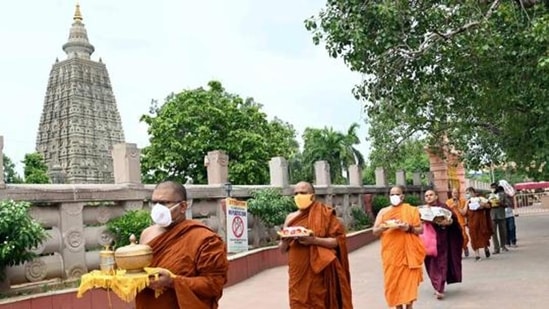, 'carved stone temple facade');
35,4,125,184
